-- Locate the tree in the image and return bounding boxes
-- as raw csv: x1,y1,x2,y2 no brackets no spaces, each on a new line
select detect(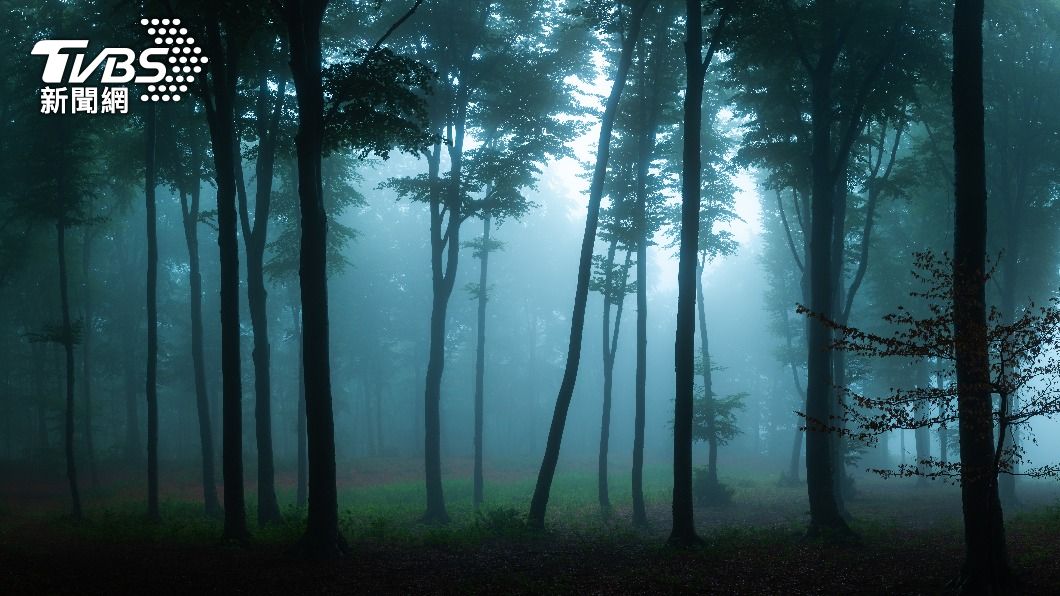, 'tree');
282,0,343,557
283,0,430,553
726,0,937,535
528,0,650,530
160,105,221,516
382,0,575,522
198,6,249,543
669,0,729,548
236,30,288,527
951,0,1009,588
